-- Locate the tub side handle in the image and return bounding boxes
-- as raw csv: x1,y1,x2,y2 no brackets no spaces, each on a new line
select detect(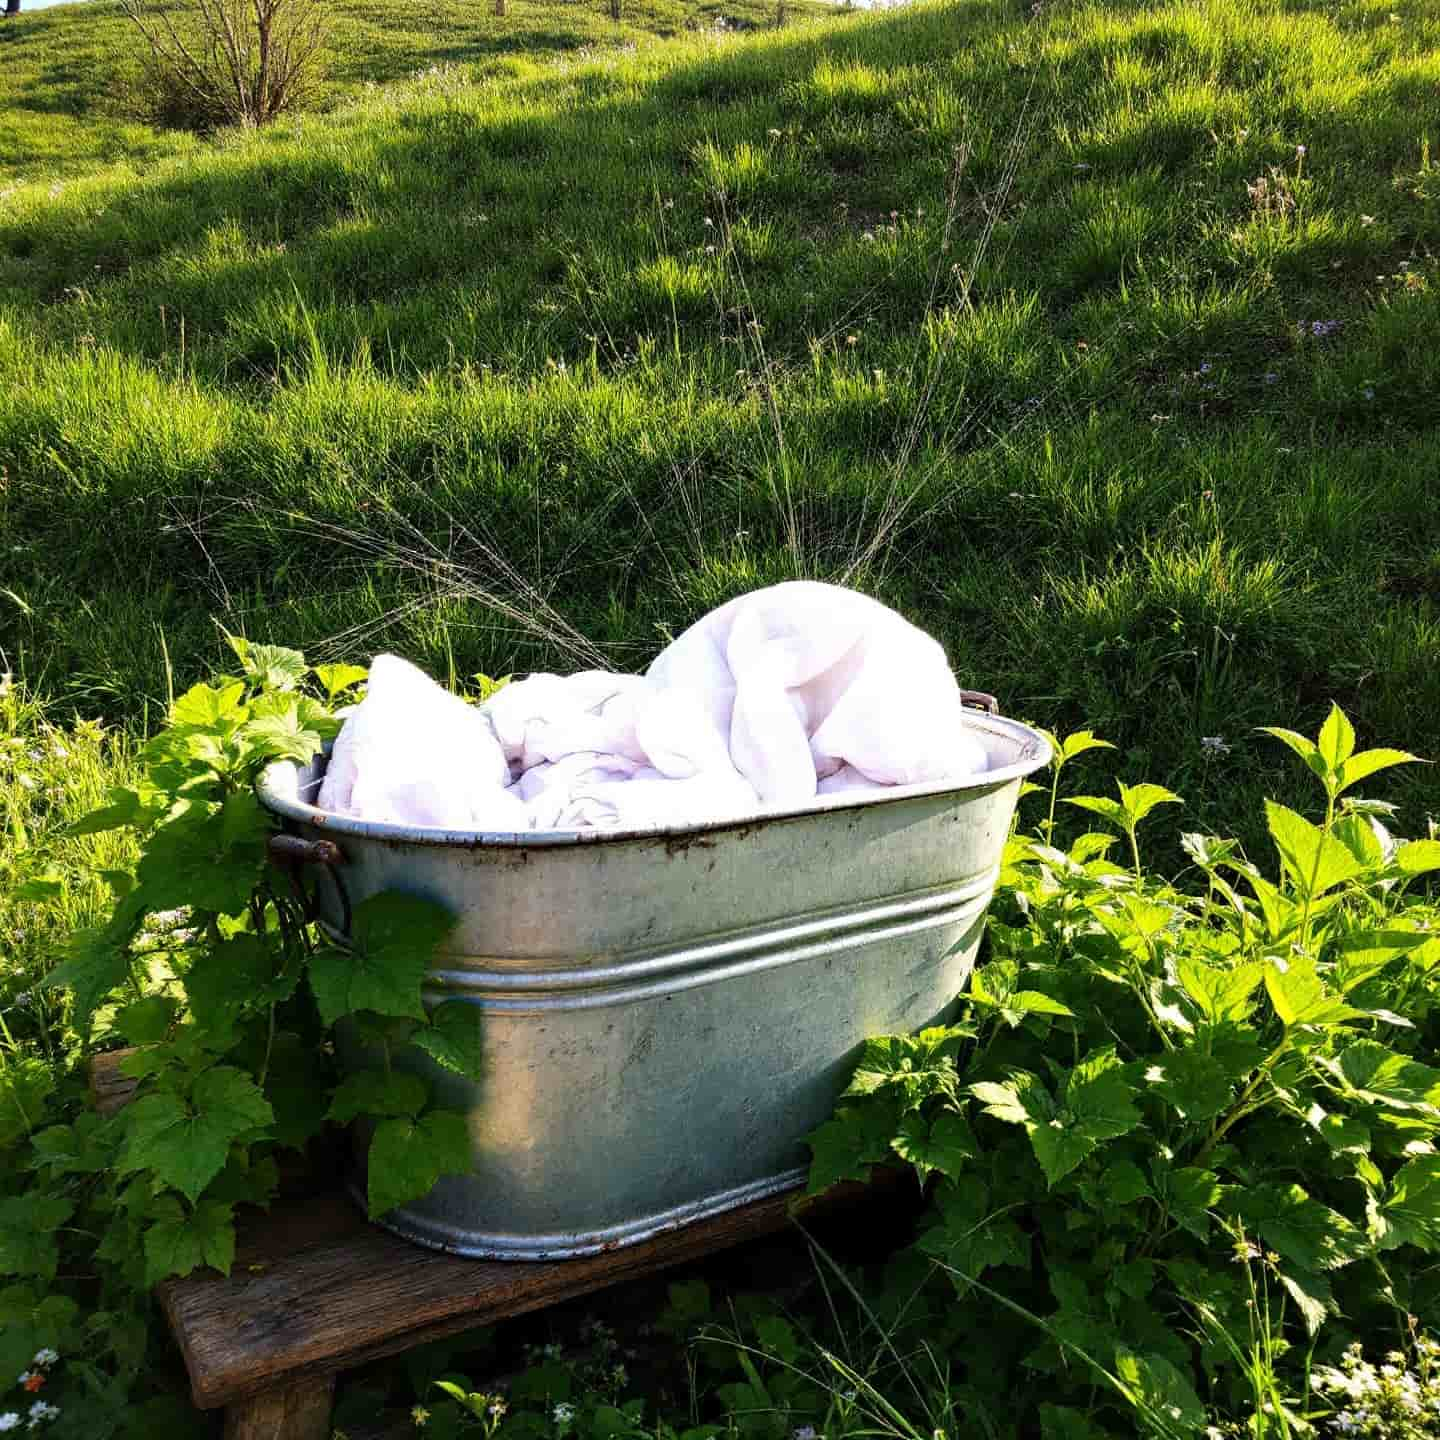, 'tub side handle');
267,832,353,937
959,690,1000,716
